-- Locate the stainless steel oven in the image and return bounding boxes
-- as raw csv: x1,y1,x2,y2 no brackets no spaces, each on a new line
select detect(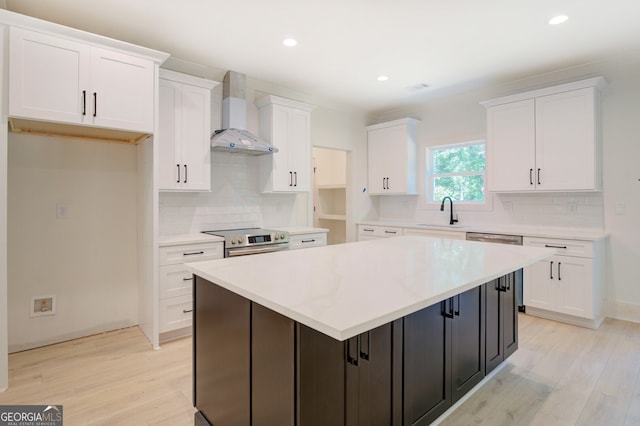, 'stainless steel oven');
201,228,290,258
